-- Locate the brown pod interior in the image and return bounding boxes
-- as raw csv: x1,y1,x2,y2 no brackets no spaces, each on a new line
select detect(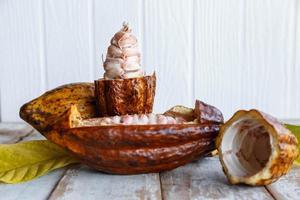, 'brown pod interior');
217,109,299,185
94,73,156,116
